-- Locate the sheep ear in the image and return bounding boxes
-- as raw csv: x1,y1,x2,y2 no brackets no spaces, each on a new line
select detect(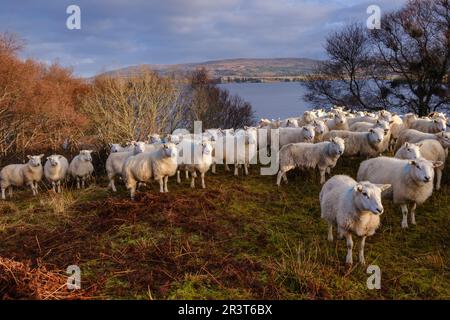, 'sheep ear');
433,161,443,168
404,142,409,147
27,155,31,160
38,154,44,158
416,143,423,147
377,184,391,192
376,119,380,124
369,128,374,133
409,160,417,166
355,184,363,192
